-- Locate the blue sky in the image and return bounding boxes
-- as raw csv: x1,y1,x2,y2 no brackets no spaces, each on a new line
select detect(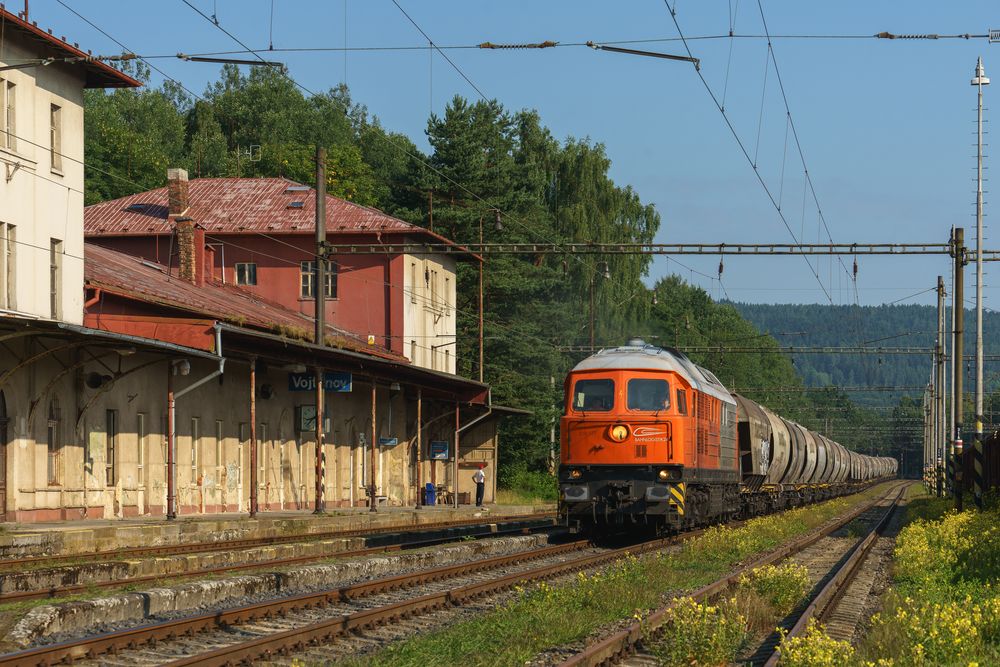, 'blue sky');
30,0,999,307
